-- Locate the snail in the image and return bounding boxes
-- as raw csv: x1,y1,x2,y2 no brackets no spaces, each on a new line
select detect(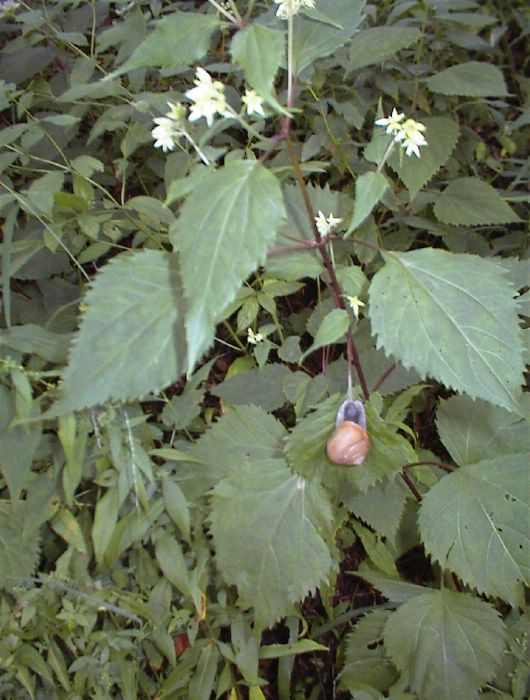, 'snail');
326,399,370,466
